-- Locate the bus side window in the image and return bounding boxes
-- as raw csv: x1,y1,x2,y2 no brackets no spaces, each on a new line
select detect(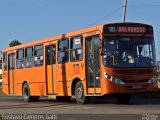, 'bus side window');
25,47,34,67
34,45,44,66
58,39,69,63
70,36,83,61
3,52,7,71
16,49,25,68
